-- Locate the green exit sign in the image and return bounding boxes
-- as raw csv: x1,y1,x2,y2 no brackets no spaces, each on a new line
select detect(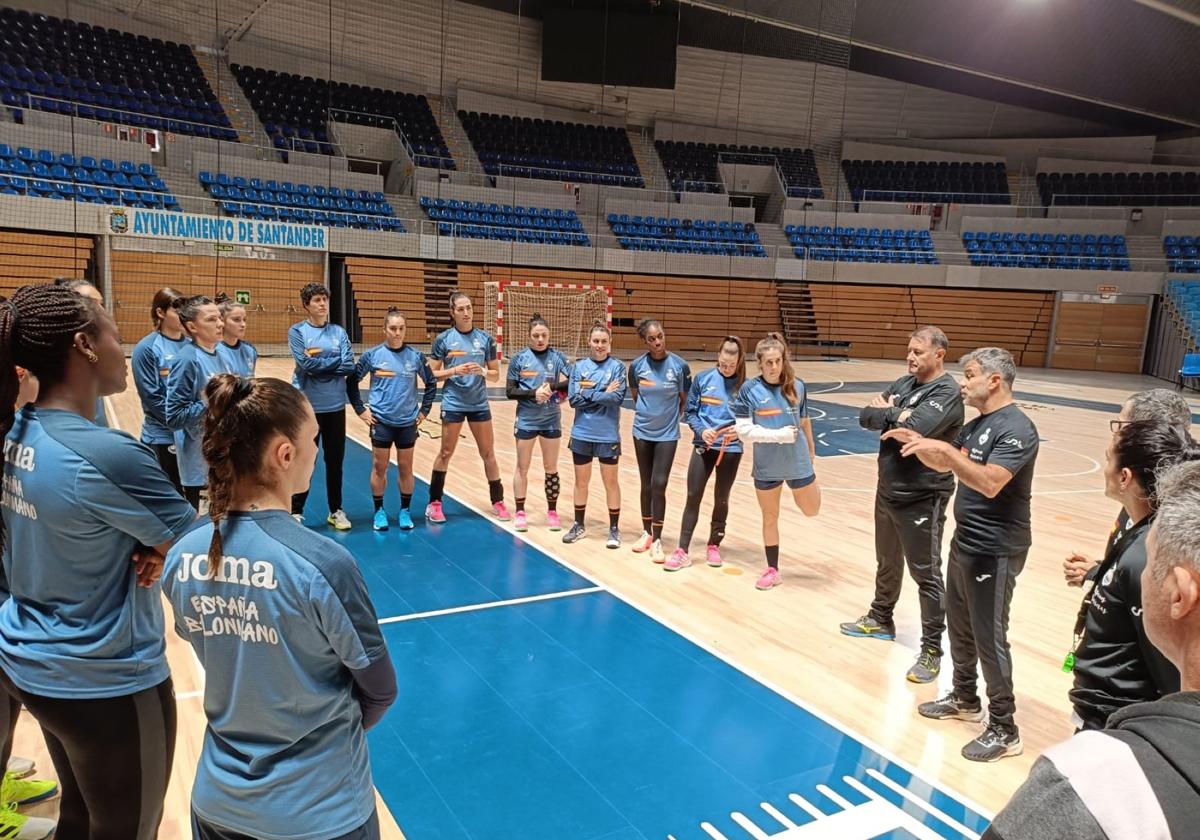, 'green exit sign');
234,290,251,305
